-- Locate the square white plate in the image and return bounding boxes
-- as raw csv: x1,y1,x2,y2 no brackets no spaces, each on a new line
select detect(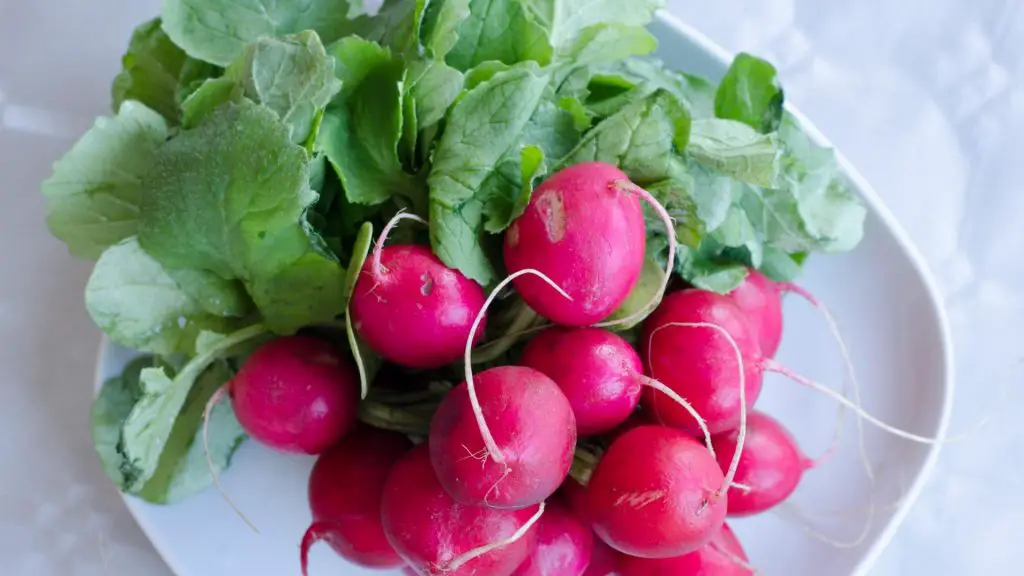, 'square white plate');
90,10,954,576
